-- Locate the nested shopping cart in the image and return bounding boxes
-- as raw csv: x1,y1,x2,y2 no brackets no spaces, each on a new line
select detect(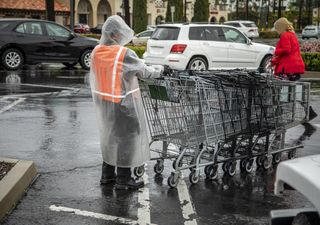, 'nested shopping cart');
140,70,310,188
